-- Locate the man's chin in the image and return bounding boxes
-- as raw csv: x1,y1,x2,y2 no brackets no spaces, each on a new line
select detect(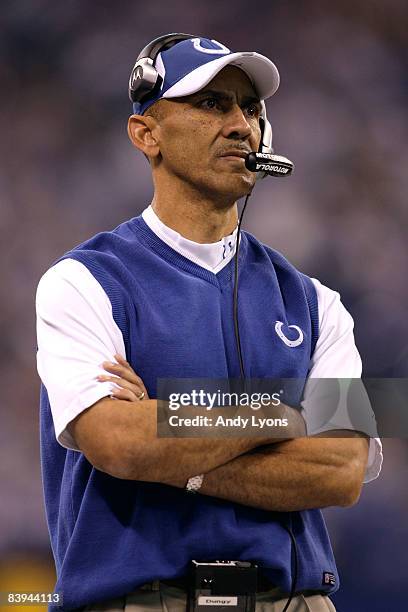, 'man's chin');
192,169,255,203
217,171,255,198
